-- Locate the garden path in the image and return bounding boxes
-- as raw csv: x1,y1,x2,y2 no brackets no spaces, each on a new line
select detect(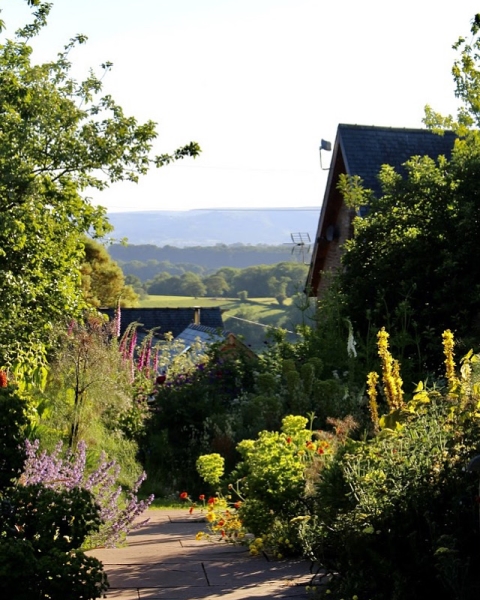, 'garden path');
88,509,319,599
